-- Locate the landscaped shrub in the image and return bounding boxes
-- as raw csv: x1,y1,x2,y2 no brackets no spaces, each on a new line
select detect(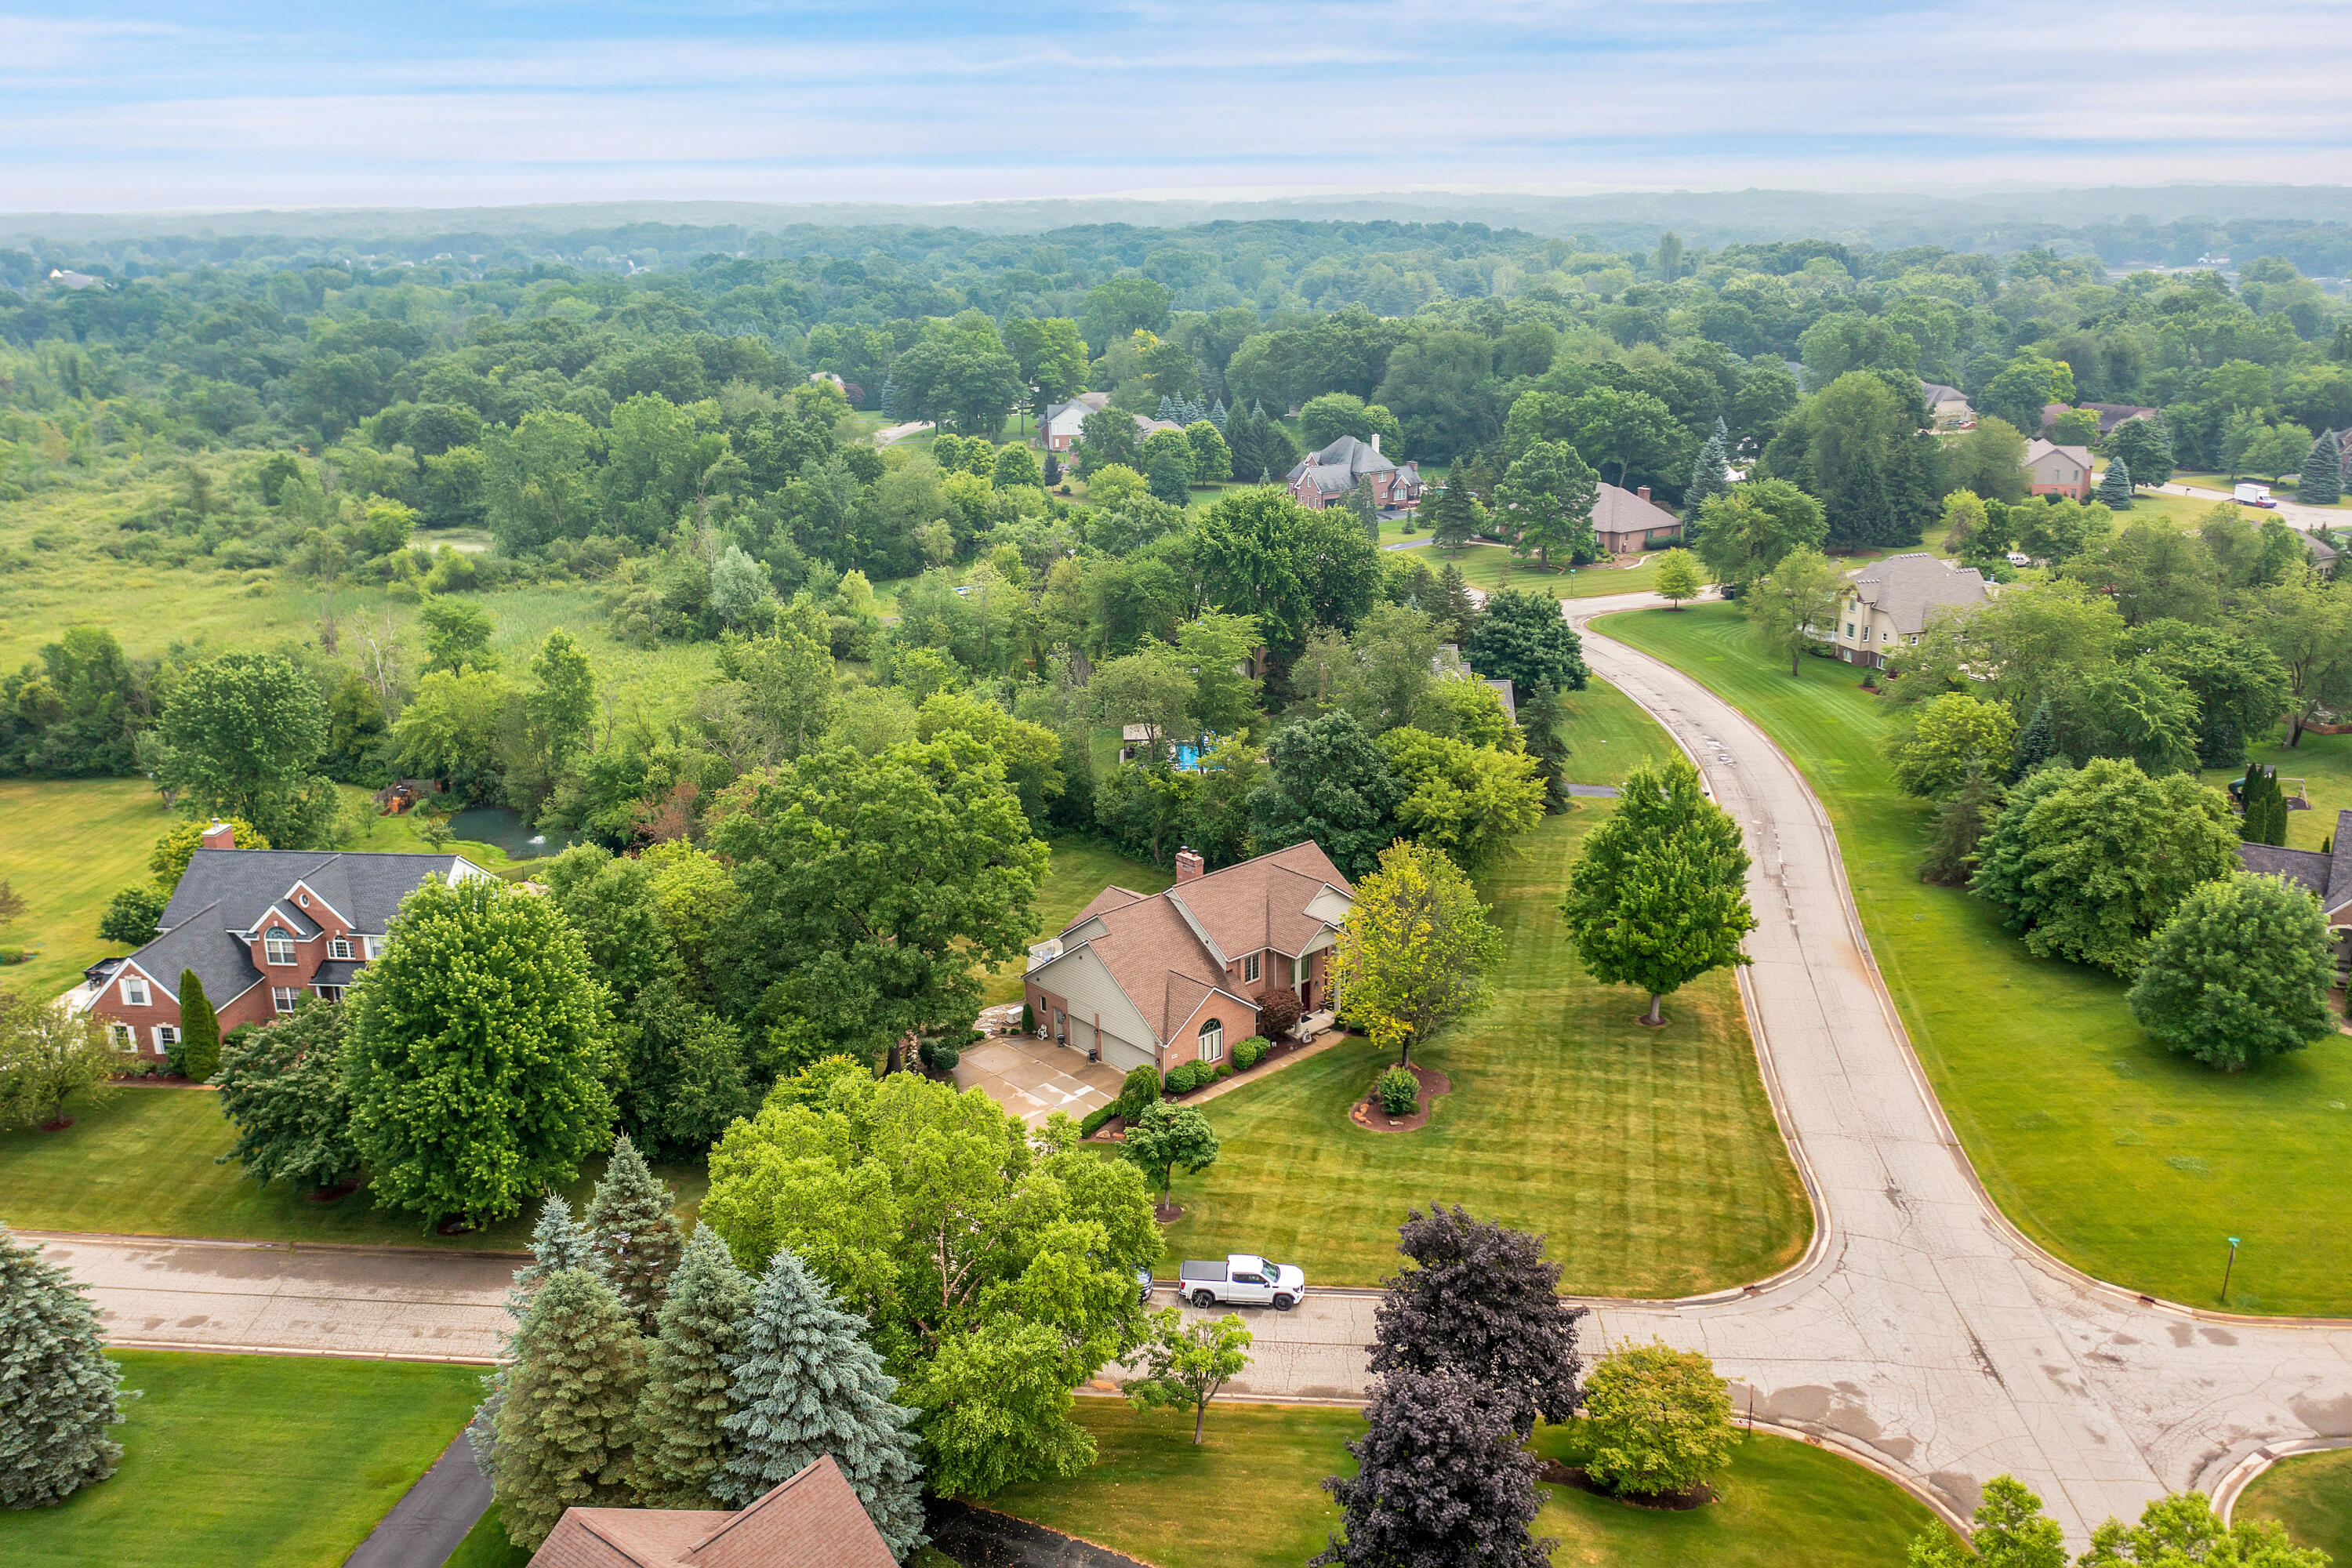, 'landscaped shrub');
917,1038,960,1073
1377,1065,1419,1116
1164,1061,1212,1094
0,947,28,965
1079,1105,1116,1139
1119,1063,1163,1118
1256,987,1302,1040
1232,1035,1269,1070
1020,1002,1036,1034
